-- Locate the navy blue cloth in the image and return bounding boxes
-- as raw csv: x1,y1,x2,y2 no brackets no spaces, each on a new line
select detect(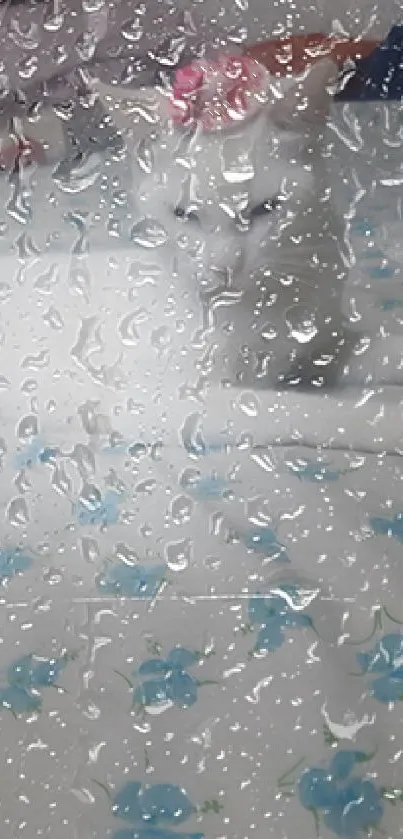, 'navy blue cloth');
335,25,403,101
